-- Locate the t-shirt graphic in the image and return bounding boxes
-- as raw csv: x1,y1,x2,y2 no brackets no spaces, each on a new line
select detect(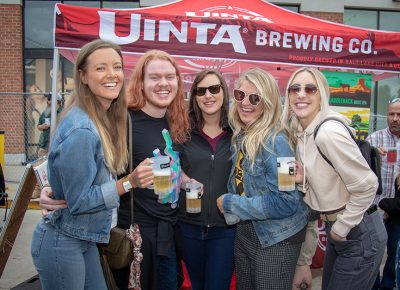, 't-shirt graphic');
235,150,245,196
